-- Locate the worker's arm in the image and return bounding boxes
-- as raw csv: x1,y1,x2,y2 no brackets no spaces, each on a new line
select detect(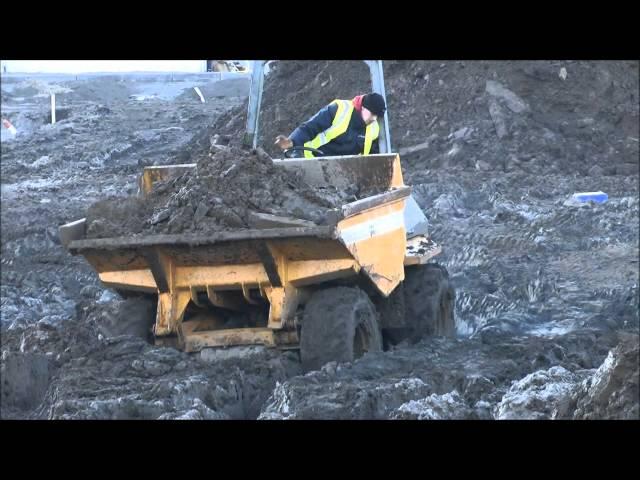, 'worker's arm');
288,103,338,146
